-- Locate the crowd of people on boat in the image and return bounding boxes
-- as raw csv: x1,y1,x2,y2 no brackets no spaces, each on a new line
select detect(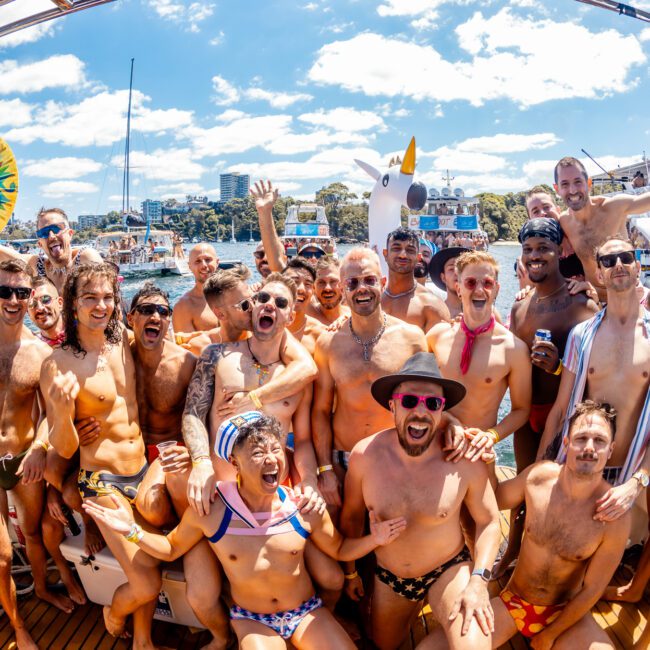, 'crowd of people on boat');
1,156,650,649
